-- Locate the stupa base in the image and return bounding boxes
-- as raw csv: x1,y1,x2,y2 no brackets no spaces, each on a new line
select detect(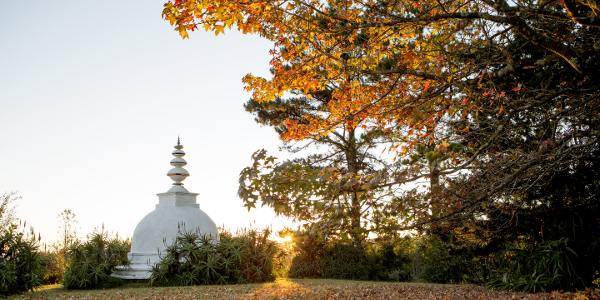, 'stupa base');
111,252,160,280
111,263,153,280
